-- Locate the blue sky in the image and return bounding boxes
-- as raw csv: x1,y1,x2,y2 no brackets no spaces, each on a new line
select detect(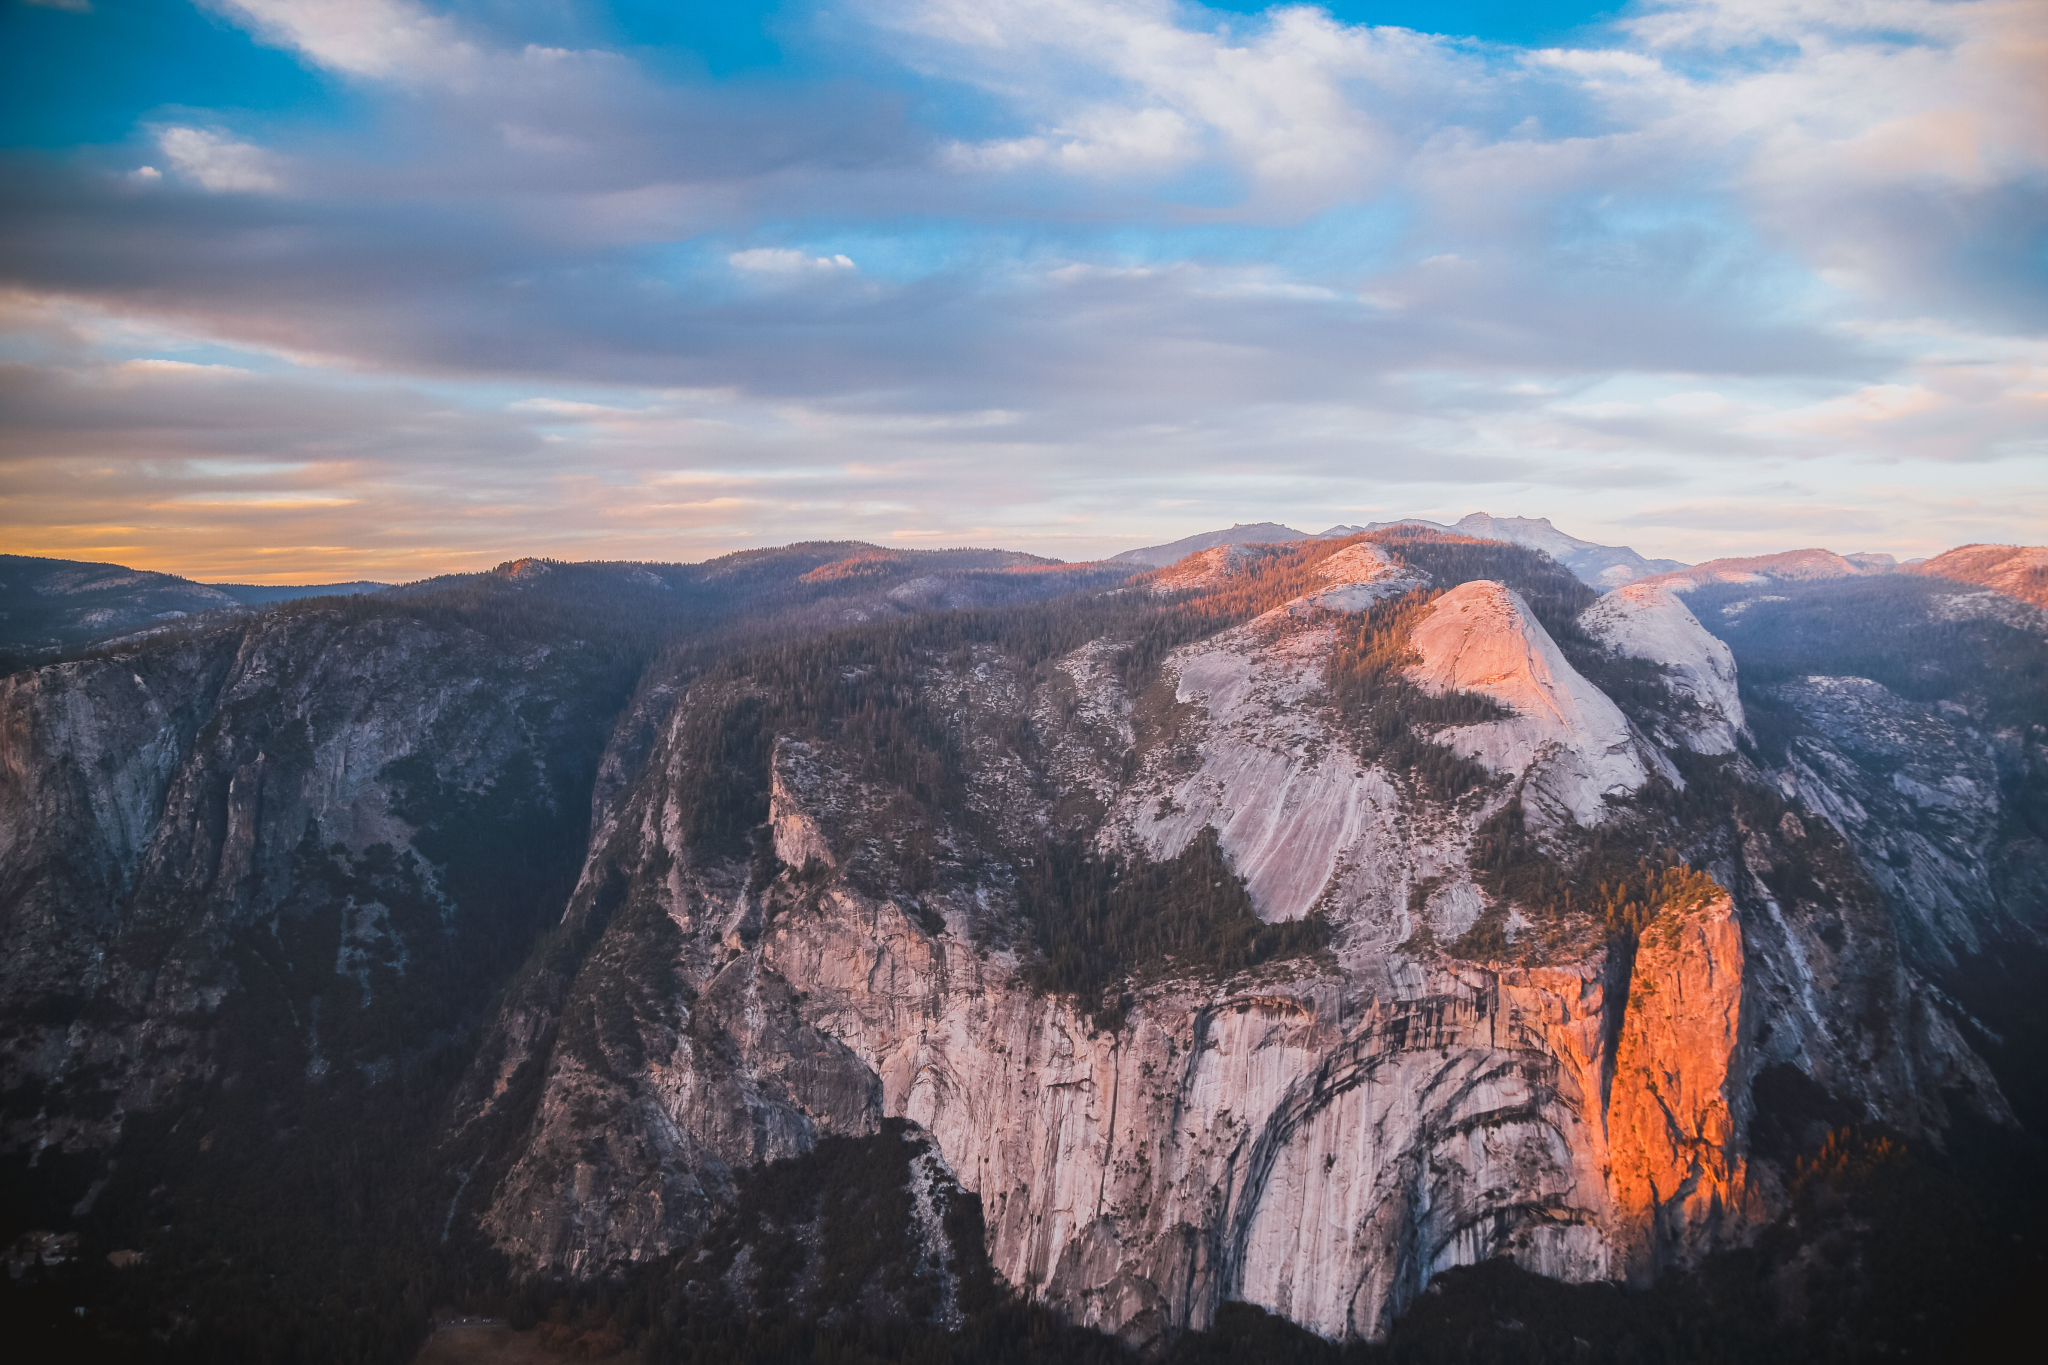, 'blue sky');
1,0,2042,581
